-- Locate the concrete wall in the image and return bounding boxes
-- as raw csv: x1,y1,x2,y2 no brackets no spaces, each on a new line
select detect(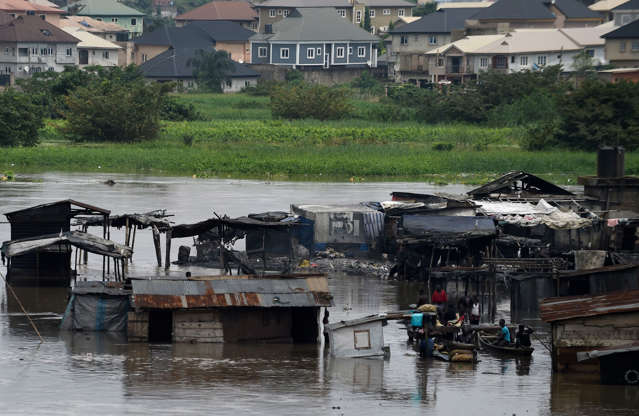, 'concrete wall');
134,44,171,65
329,320,385,358
613,10,639,27
222,77,258,93
216,41,251,63
128,311,149,342
90,15,143,37
79,48,119,67
248,63,374,85
552,311,639,372
271,43,296,64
